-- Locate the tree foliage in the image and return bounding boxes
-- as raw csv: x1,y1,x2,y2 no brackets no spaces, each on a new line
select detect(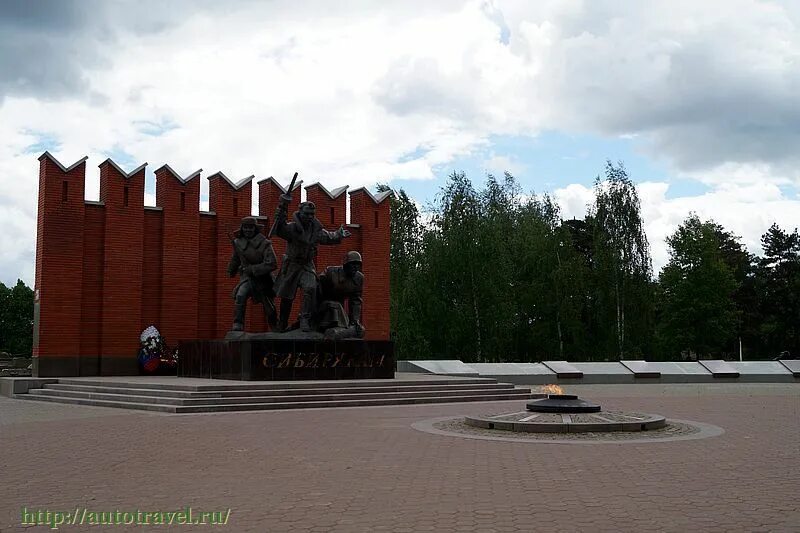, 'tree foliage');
589,161,653,358
756,224,800,357
656,215,739,358
0,280,34,355
383,166,799,362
